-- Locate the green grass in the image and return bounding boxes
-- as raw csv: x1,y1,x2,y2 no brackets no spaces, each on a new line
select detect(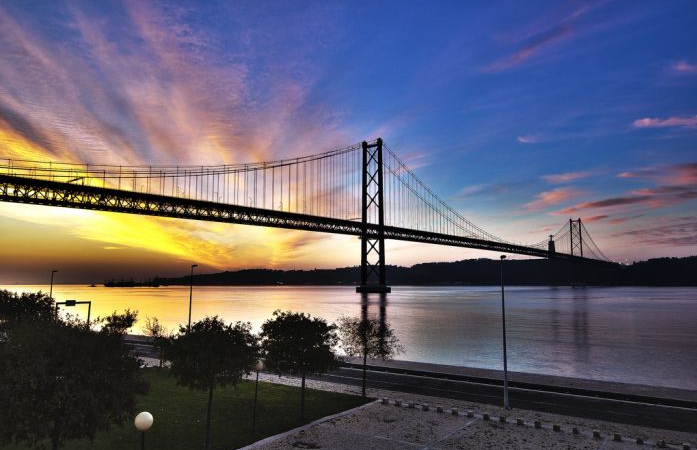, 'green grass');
7,368,371,450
